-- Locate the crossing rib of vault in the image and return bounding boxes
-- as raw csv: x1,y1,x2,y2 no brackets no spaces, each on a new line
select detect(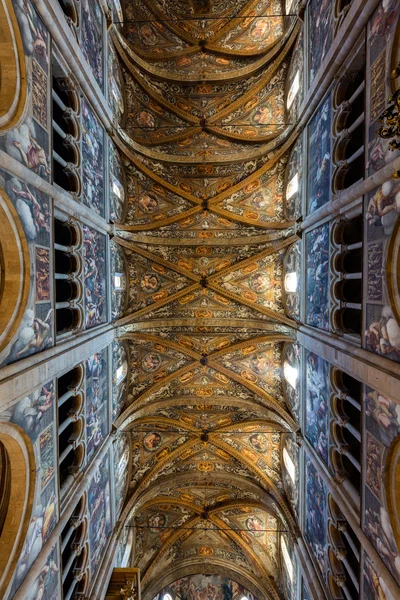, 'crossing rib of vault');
111,2,301,597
